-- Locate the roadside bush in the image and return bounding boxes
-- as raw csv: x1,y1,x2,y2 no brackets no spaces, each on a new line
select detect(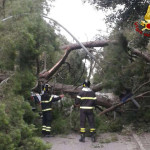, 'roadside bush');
0,76,50,150
52,97,74,134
